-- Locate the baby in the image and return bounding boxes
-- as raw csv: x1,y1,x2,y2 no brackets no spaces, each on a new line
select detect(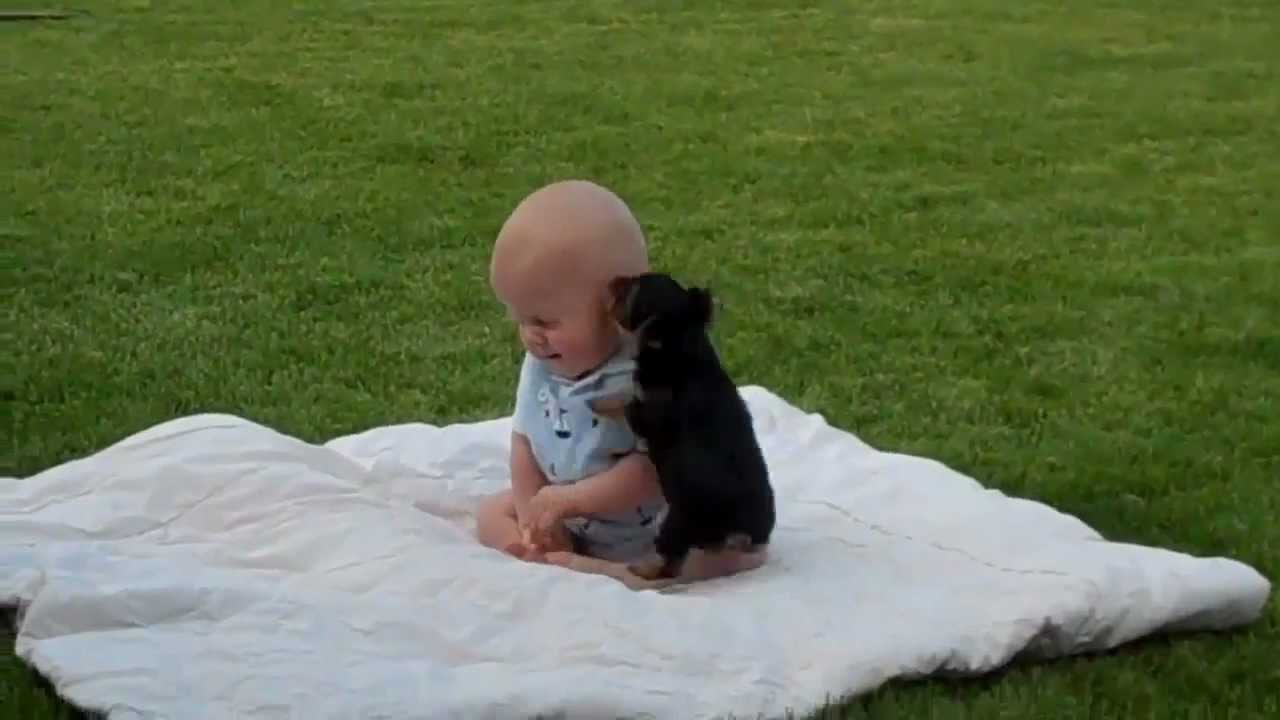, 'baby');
475,179,666,564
